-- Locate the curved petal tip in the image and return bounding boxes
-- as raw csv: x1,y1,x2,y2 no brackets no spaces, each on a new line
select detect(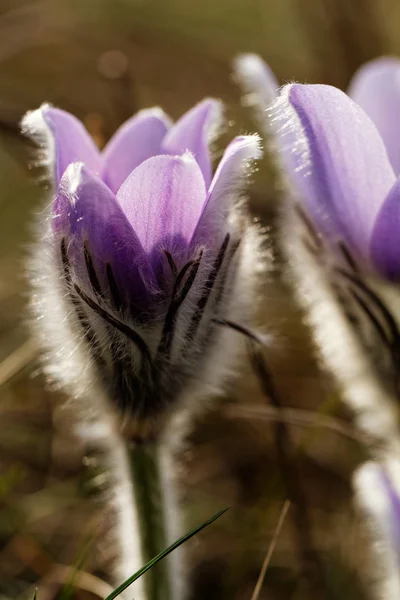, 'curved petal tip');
234,53,279,106
102,106,172,193
191,134,262,246
22,104,101,185
162,98,223,188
